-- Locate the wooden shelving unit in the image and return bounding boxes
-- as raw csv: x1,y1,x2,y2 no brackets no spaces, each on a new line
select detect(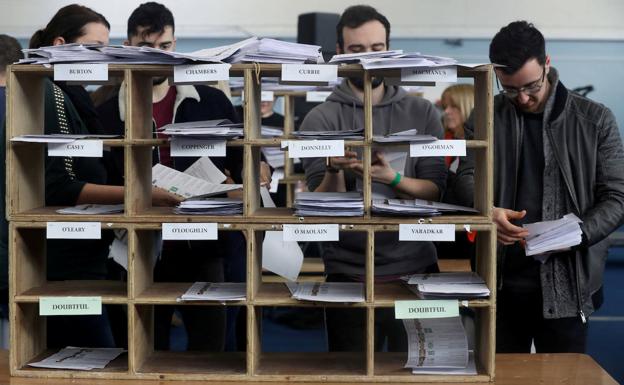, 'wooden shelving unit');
6,63,495,381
